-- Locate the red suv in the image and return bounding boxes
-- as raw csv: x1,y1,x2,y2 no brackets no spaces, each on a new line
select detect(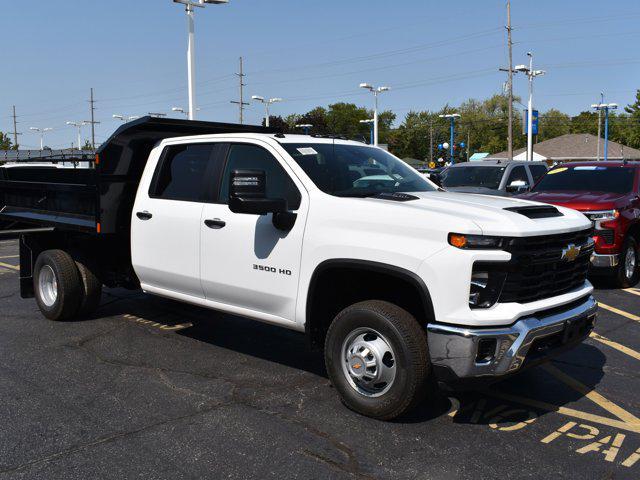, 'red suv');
518,161,640,287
